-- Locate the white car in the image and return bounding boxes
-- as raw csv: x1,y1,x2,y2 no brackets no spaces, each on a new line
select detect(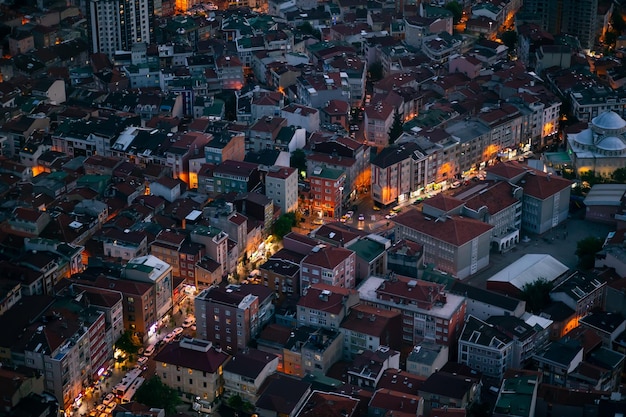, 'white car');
102,393,115,406
172,327,184,336
138,356,148,366
358,214,365,221
182,316,196,328
163,332,176,343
